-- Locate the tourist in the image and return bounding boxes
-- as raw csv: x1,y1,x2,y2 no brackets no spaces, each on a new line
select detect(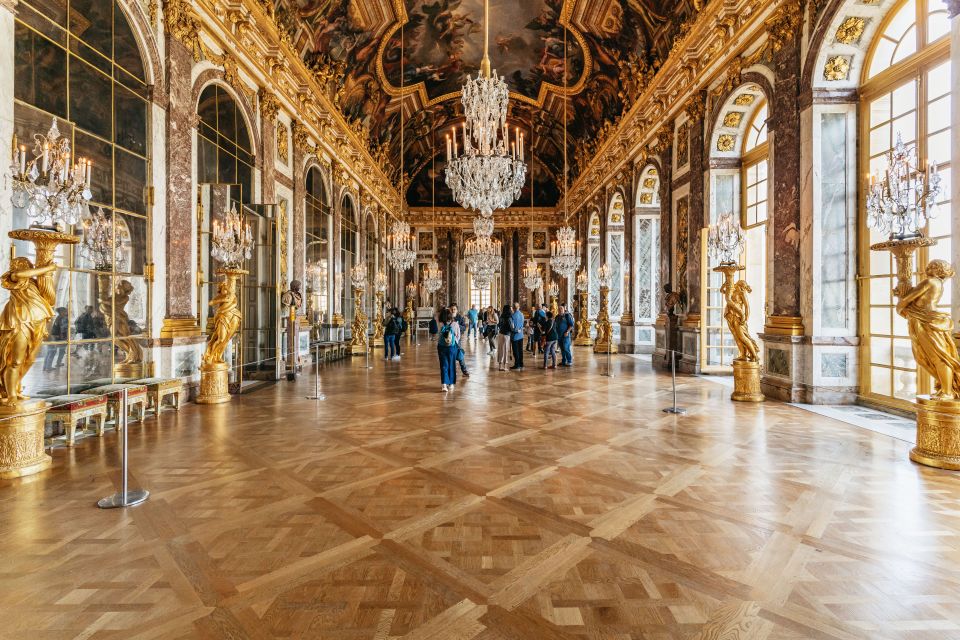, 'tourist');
428,308,439,341
395,308,405,357
542,311,558,369
525,316,535,352
509,302,525,370
383,308,401,360
449,303,470,377
43,307,69,371
556,303,575,366
484,305,499,354
496,304,512,371
467,304,479,340
437,308,459,392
